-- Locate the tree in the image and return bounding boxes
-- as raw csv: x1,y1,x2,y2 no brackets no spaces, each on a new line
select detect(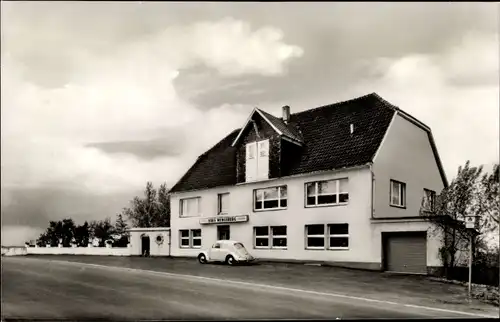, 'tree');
478,164,499,230
113,214,130,247
61,218,76,247
115,214,129,236
89,218,115,247
74,221,90,247
157,183,171,228
36,219,77,247
421,161,499,277
122,181,171,228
